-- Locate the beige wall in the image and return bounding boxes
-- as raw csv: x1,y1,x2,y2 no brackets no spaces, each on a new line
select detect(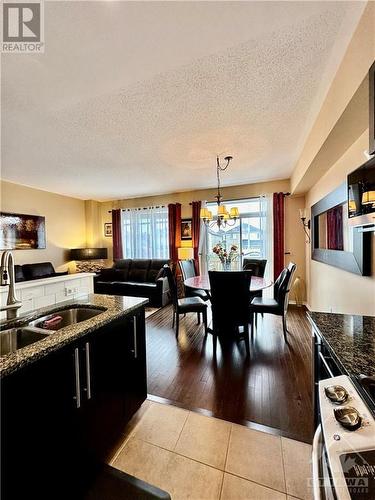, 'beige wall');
91,179,306,301
0,181,86,271
305,130,375,315
291,1,375,194
291,3,375,315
